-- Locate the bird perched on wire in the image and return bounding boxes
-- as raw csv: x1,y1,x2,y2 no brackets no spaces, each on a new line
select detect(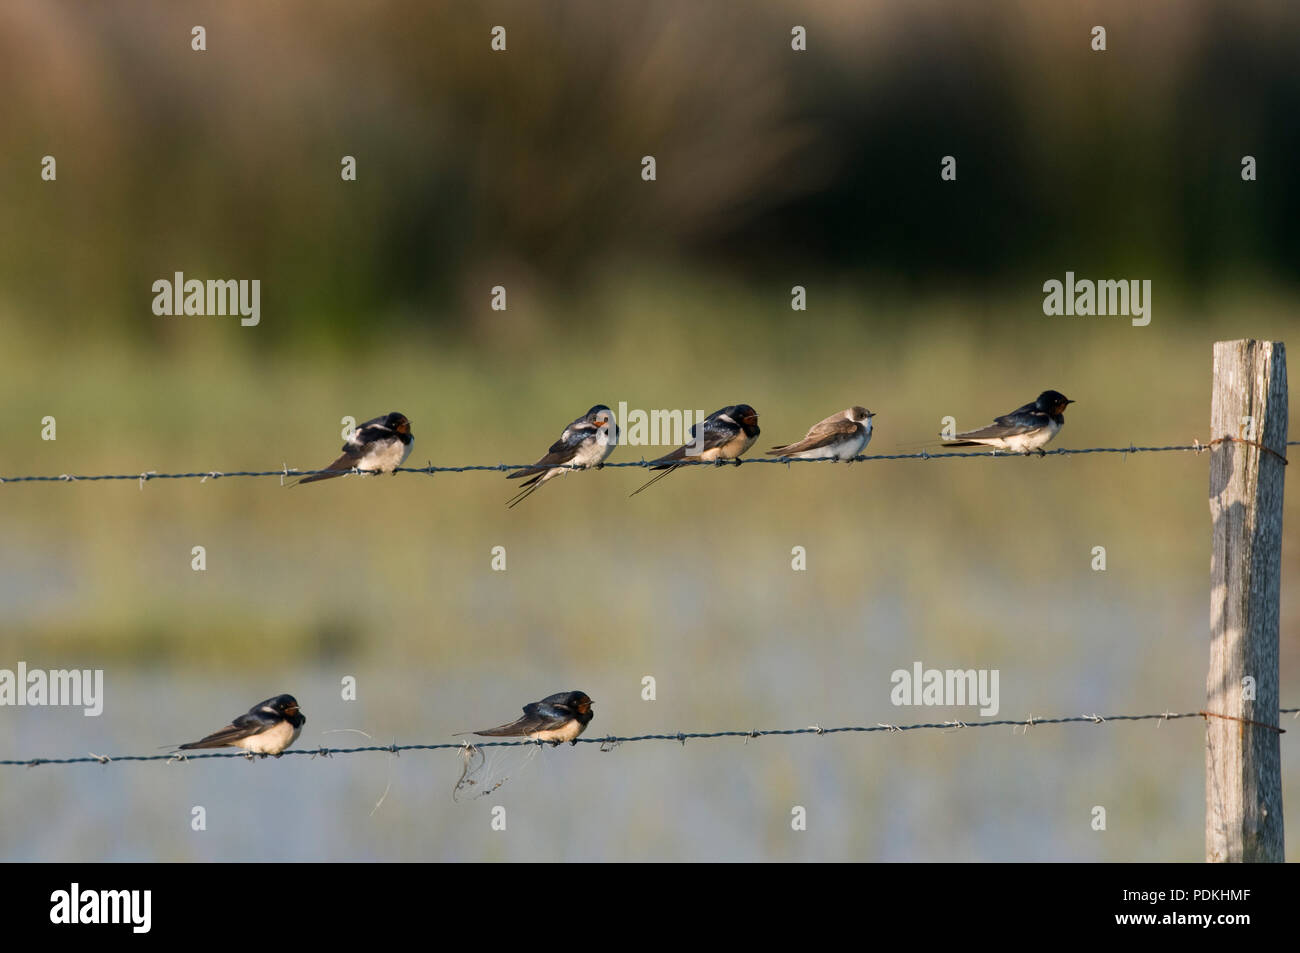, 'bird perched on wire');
296,411,413,484
506,405,617,508
769,406,875,461
942,390,1074,455
630,404,760,496
177,694,305,757
469,691,594,746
